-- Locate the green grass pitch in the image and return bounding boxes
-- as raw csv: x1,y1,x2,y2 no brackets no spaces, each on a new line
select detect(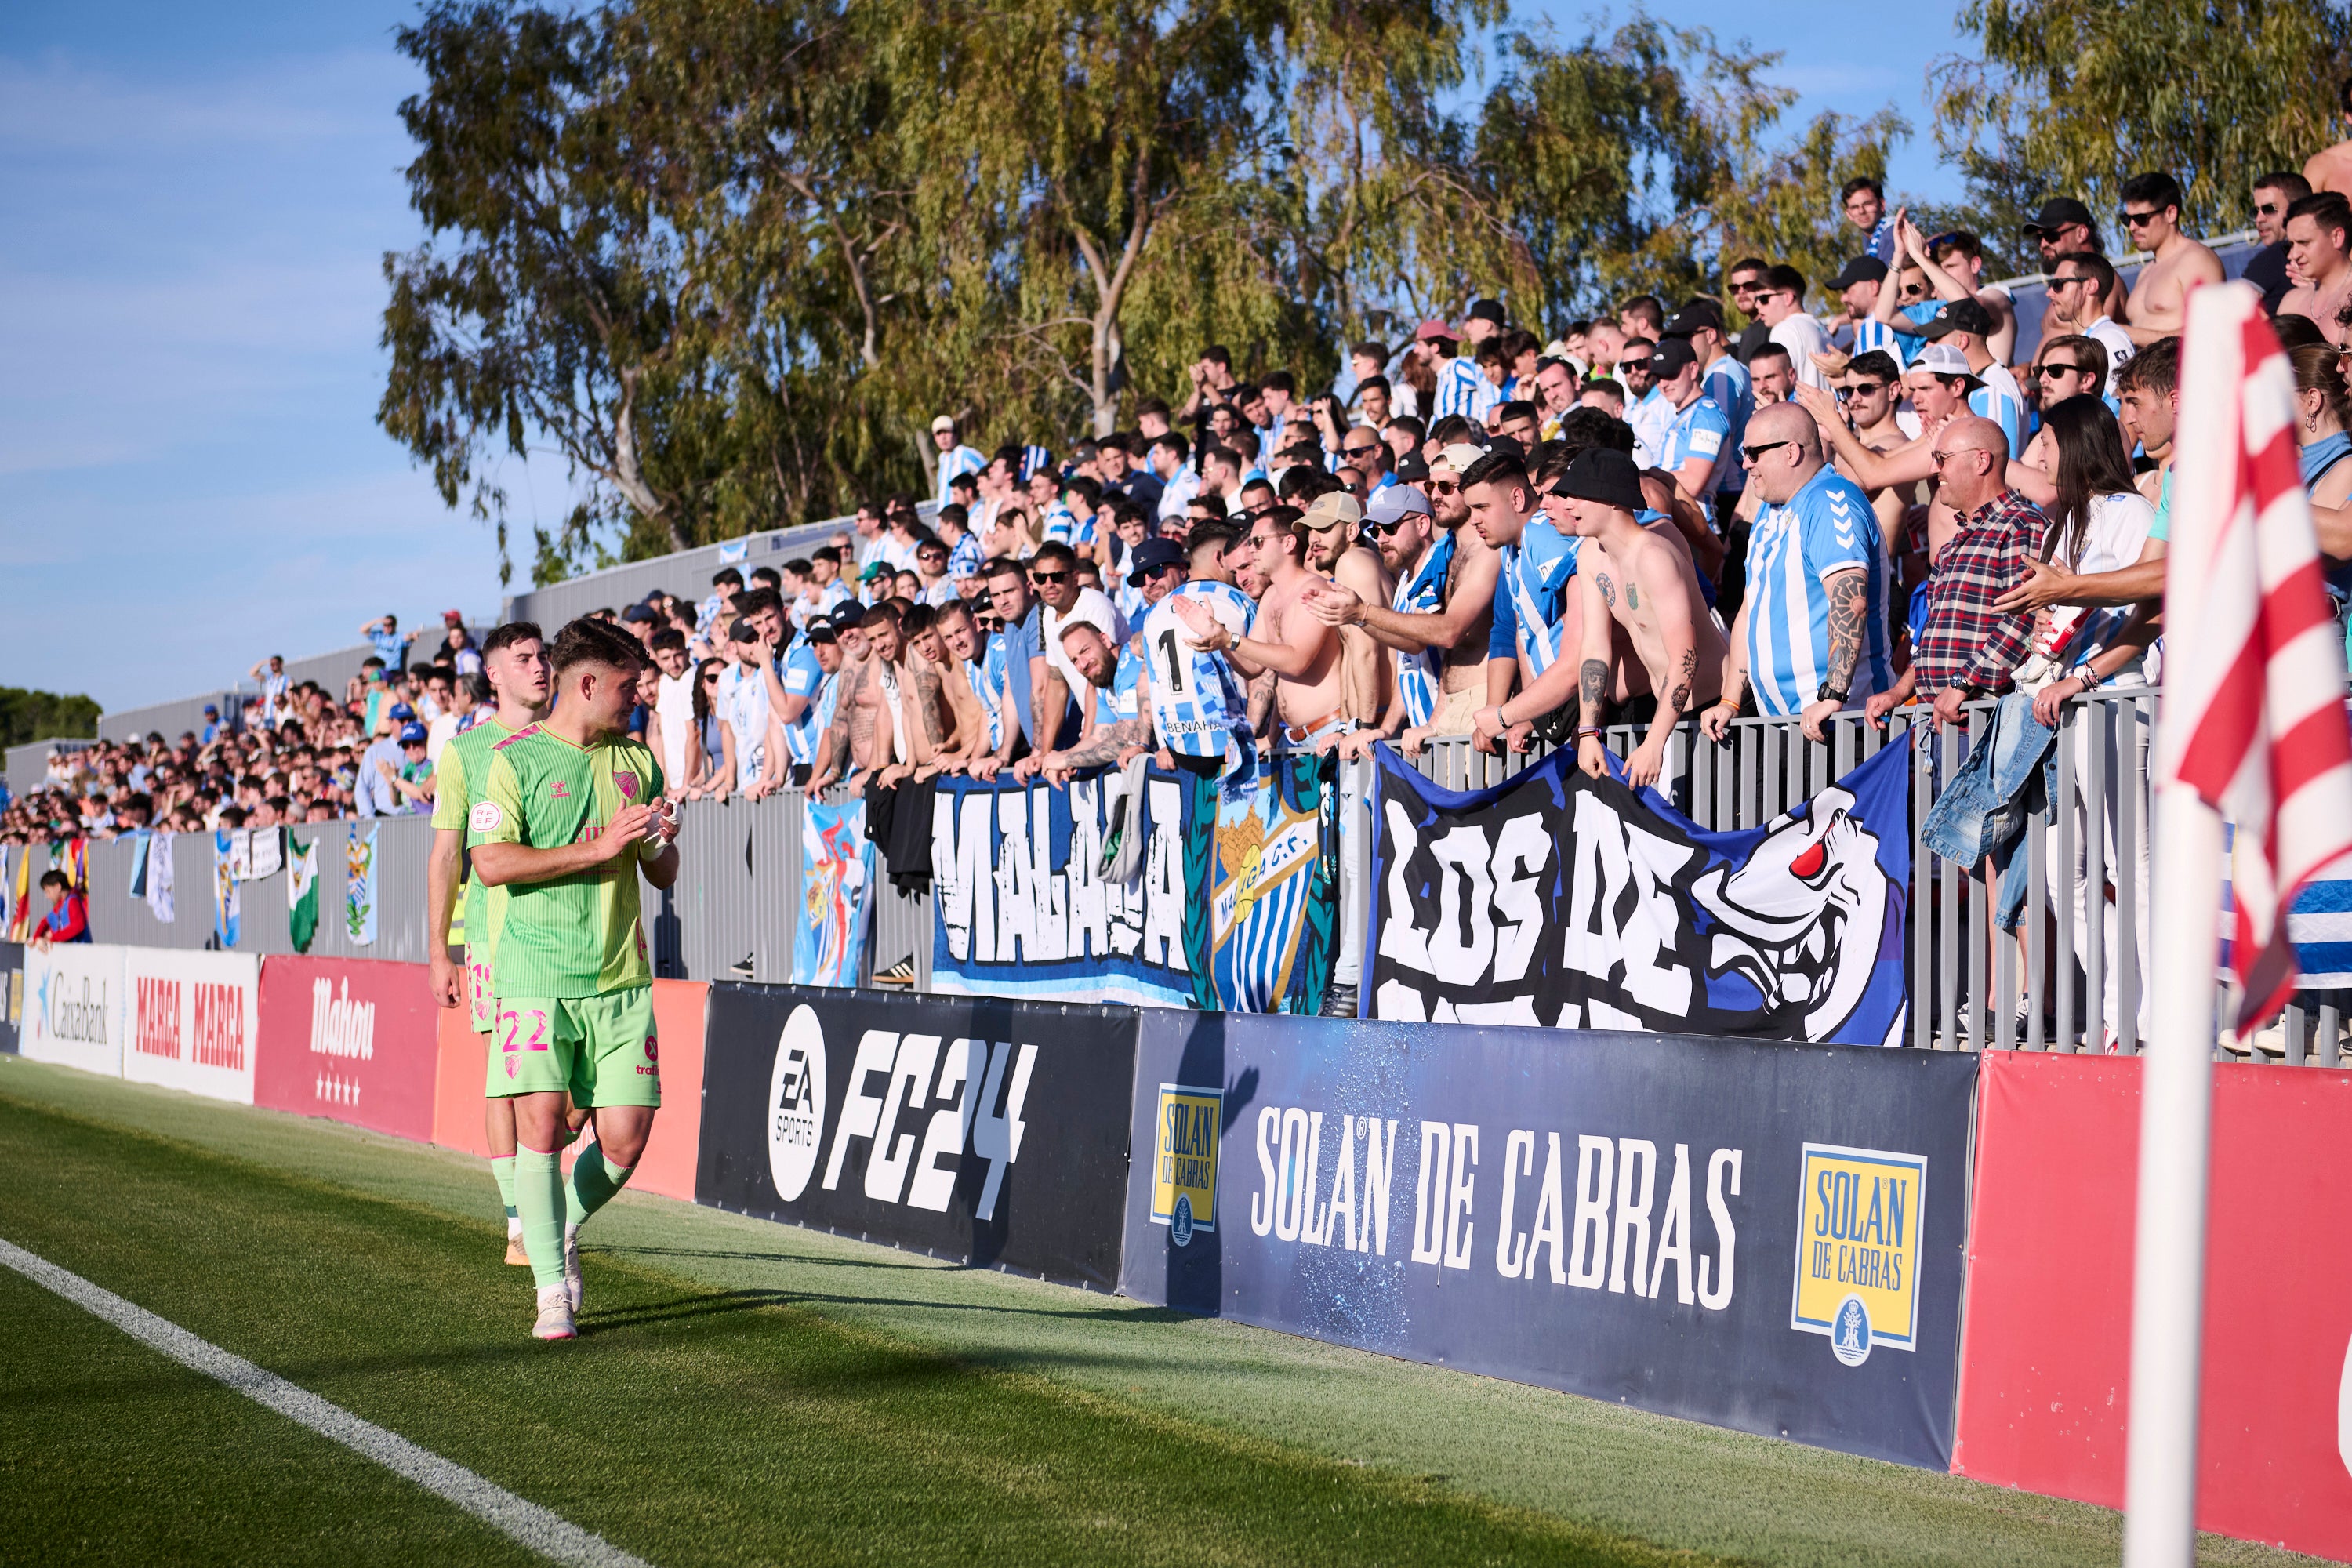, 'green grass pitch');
0,1056,2322,1567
